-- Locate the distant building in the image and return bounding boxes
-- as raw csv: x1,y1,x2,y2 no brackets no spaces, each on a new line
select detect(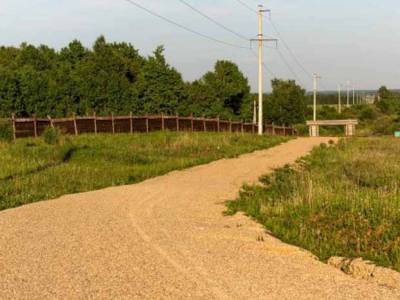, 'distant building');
365,94,376,104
